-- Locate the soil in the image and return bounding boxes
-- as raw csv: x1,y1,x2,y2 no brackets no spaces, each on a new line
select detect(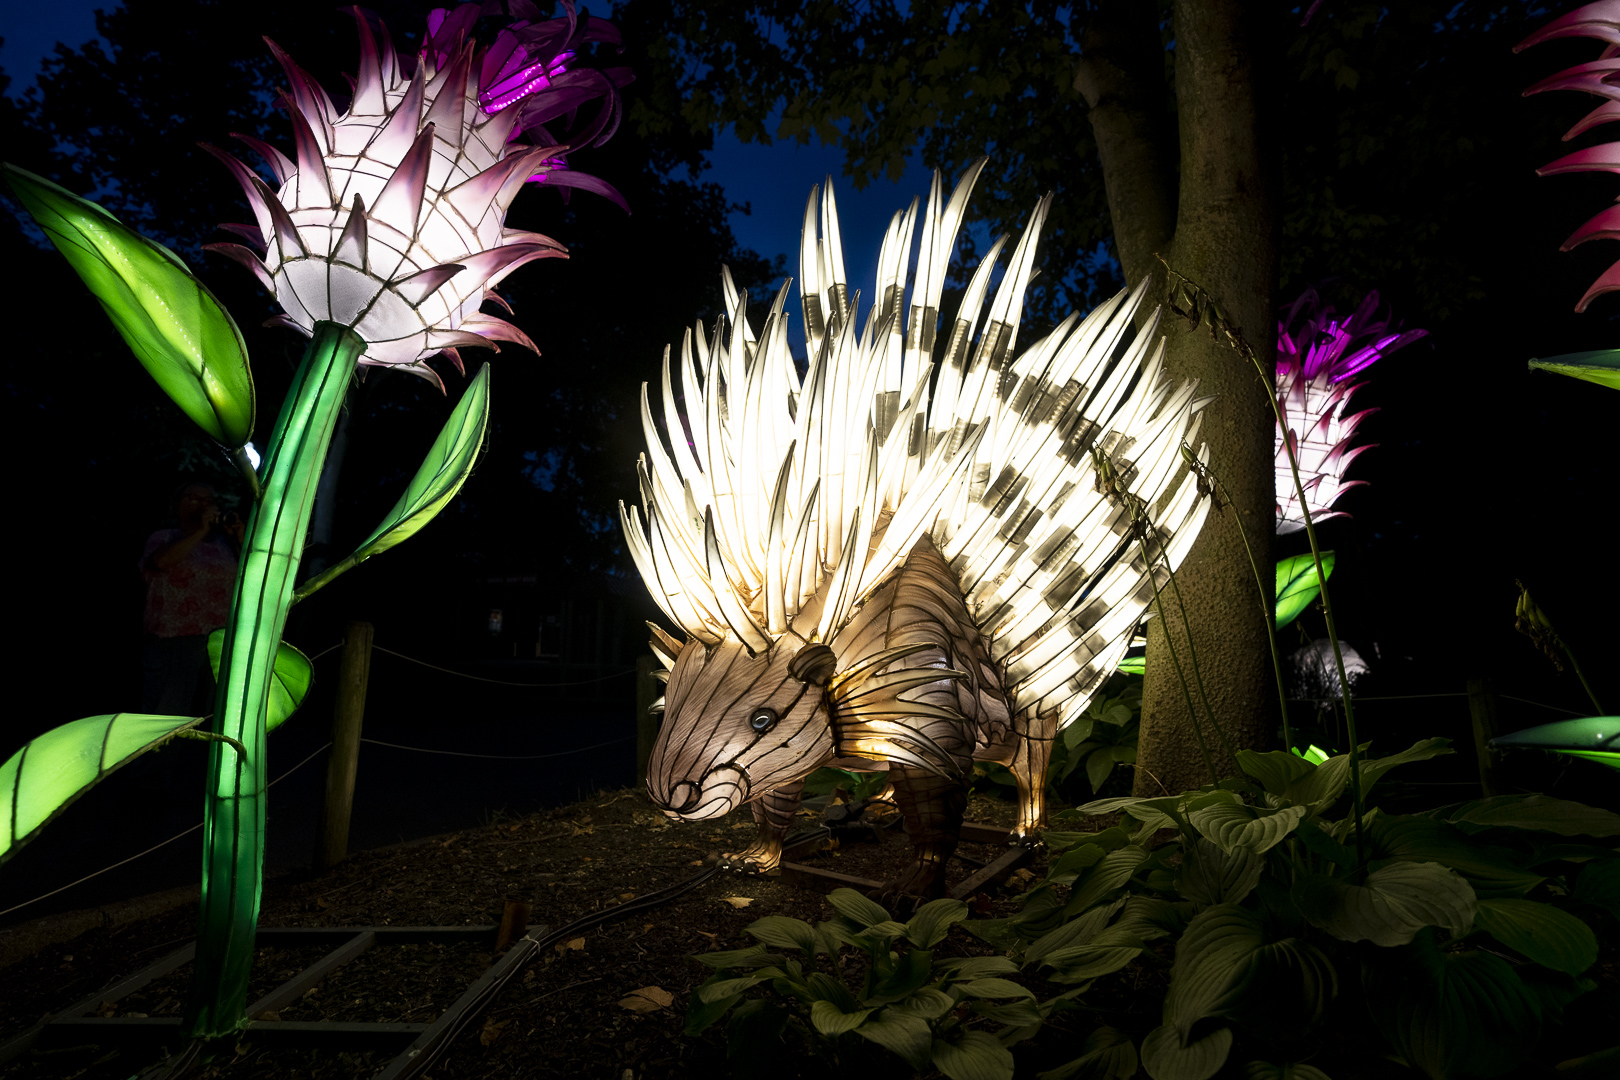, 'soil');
0,786,1614,1080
